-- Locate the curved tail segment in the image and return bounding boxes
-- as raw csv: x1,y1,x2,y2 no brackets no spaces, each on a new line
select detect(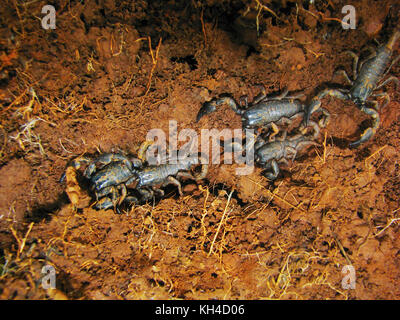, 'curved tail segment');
196,97,243,122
